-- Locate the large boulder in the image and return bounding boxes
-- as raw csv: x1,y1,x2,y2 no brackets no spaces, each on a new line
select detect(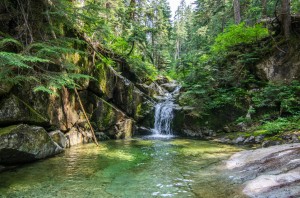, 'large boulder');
0,94,49,126
0,124,63,165
80,91,135,139
227,143,300,198
89,64,154,121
